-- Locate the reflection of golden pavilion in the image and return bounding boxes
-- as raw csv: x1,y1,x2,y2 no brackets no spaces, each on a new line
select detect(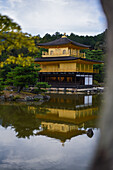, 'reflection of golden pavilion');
29,94,99,125
41,121,81,132
37,121,86,143
29,94,99,143
35,106,98,143
36,106,97,142
36,107,98,125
